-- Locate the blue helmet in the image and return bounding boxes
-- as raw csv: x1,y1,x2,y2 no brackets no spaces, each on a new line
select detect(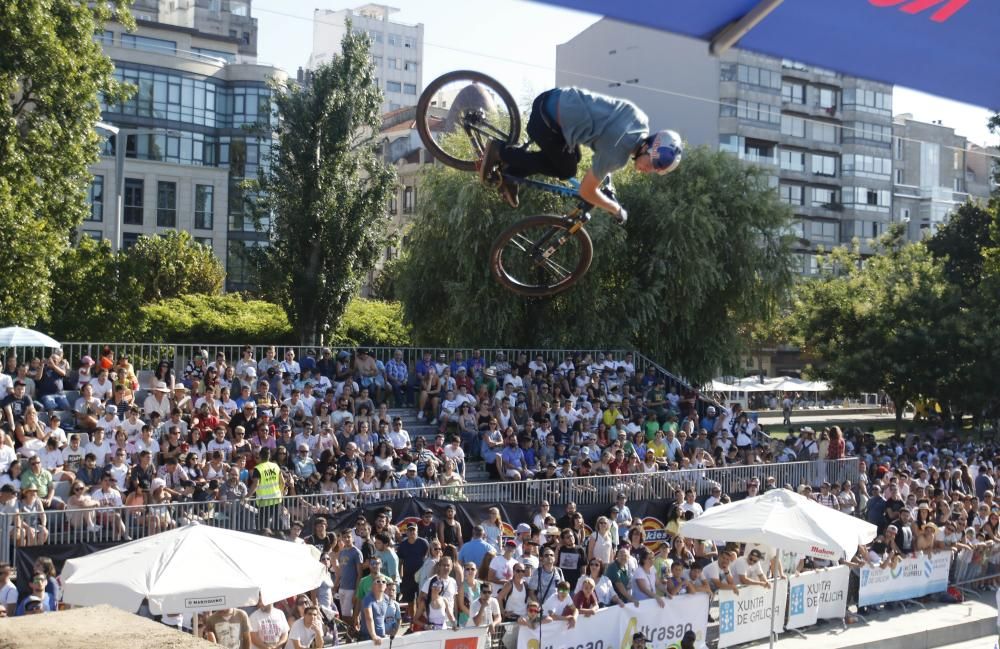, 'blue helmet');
647,129,683,175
